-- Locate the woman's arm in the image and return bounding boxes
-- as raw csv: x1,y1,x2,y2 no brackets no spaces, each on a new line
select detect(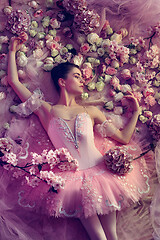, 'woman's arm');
8,37,52,131
90,92,140,144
